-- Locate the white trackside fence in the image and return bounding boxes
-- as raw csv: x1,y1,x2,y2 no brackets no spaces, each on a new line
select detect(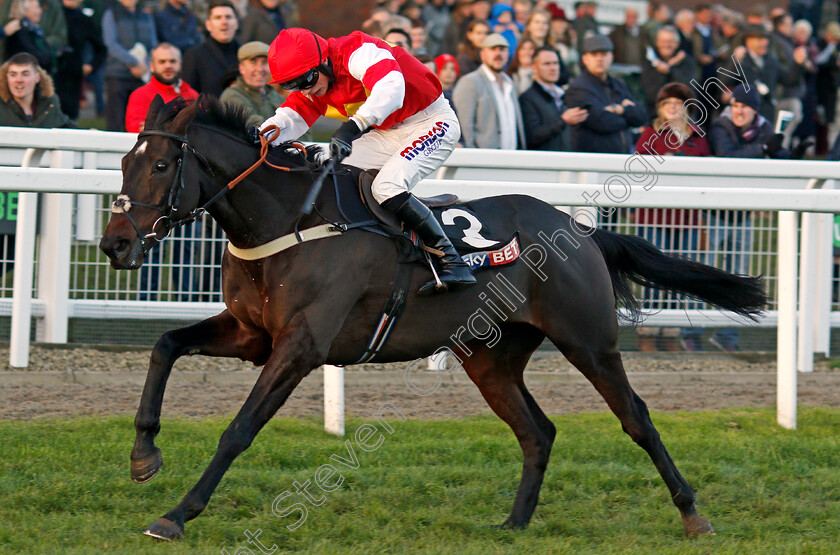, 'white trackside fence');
2,127,840,431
